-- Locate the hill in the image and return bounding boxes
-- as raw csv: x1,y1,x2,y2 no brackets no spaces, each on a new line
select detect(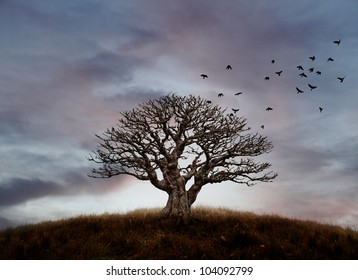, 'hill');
0,207,357,259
